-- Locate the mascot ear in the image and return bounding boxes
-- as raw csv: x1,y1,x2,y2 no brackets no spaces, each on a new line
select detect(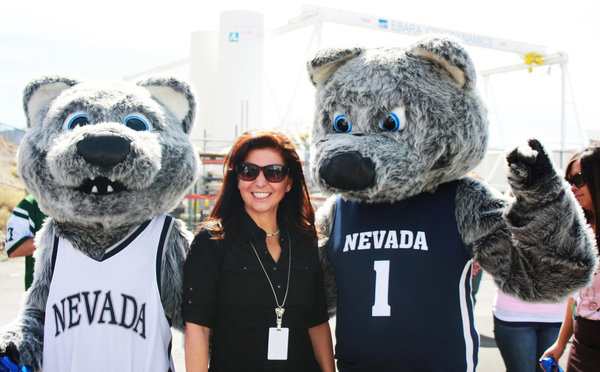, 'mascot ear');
307,47,364,86
23,76,79,128
137,77,196,134
407,36,477,90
